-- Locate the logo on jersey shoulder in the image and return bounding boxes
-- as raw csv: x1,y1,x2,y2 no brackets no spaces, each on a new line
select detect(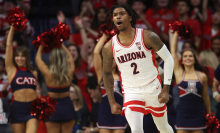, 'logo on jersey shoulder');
117,51,146,63
16,77,37,85
135,42,141,50
116,49,122,52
